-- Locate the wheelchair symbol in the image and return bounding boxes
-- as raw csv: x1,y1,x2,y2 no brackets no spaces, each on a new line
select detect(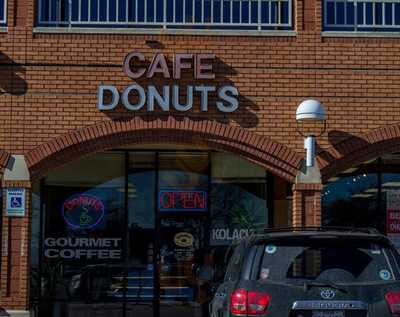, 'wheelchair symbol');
10,197,22,208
